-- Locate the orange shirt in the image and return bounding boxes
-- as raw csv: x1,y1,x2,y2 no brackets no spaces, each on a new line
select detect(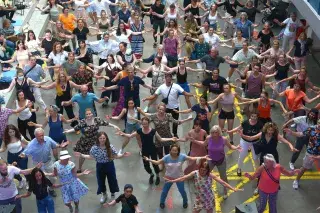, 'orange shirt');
285,89,306,112
258,100,271,119
258,164,281,193
59,14,76,31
